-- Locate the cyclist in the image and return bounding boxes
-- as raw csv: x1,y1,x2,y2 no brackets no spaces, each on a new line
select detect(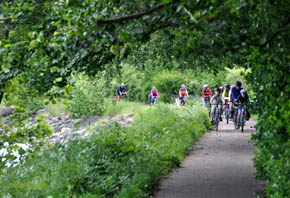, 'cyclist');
237,89,250,120
202,84,212,107
222,84,230,97
117,83,127,99
222,83,231,116
179,84,189,105
229,81,243,118
148,86,160,104
210,88,224,124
